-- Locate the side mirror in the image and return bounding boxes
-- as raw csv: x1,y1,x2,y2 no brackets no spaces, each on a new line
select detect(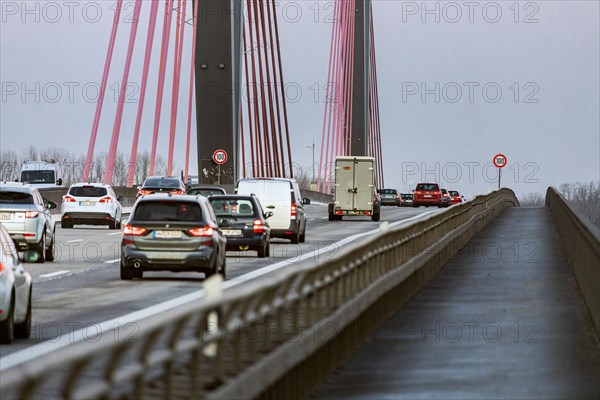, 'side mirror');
219,218,231,227
46,201,57,210
56,178,63,186
331,189,335,194
117,196,124,202
136,185,142,190
264,211,273,219
302,197,311,205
